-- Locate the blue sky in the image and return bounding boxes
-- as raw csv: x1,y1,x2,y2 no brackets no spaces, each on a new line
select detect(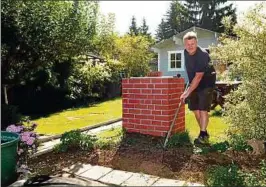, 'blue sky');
99,1,264,36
